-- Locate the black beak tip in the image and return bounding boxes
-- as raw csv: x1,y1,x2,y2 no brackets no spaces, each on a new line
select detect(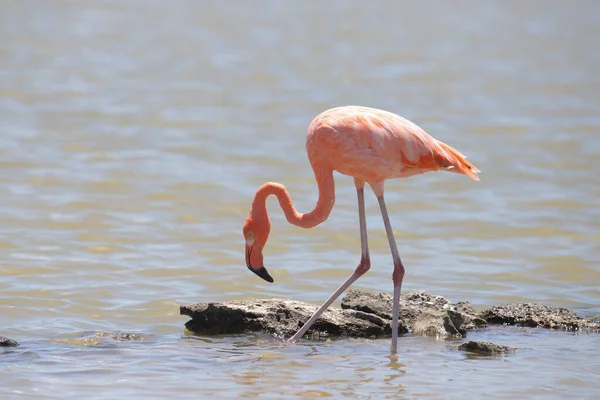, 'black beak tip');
248,265,274,283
